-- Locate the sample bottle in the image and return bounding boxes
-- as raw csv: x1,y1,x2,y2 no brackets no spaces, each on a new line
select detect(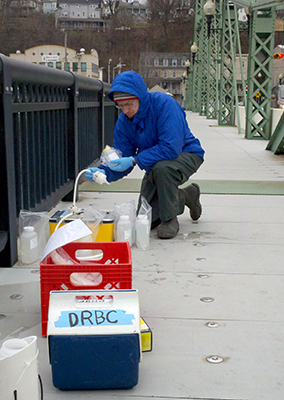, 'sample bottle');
20,226,38,264
135,215,150,250
103,145,120,166
116,215,133,246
